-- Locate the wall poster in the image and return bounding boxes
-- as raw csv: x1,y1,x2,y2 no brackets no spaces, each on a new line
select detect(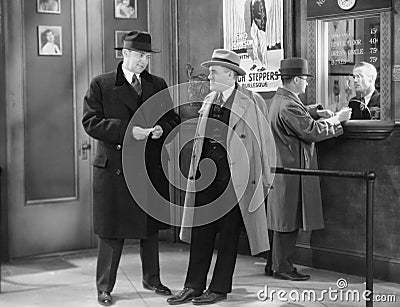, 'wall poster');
223,0,284,92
